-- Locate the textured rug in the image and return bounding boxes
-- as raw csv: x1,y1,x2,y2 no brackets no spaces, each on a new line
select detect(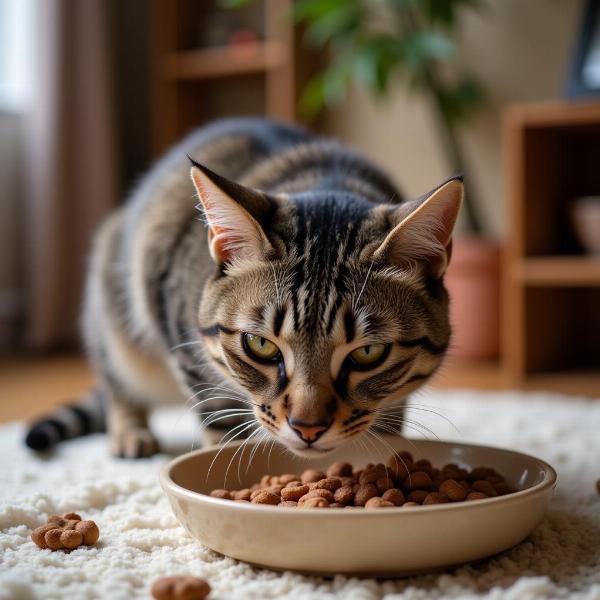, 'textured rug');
1,389,599,600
